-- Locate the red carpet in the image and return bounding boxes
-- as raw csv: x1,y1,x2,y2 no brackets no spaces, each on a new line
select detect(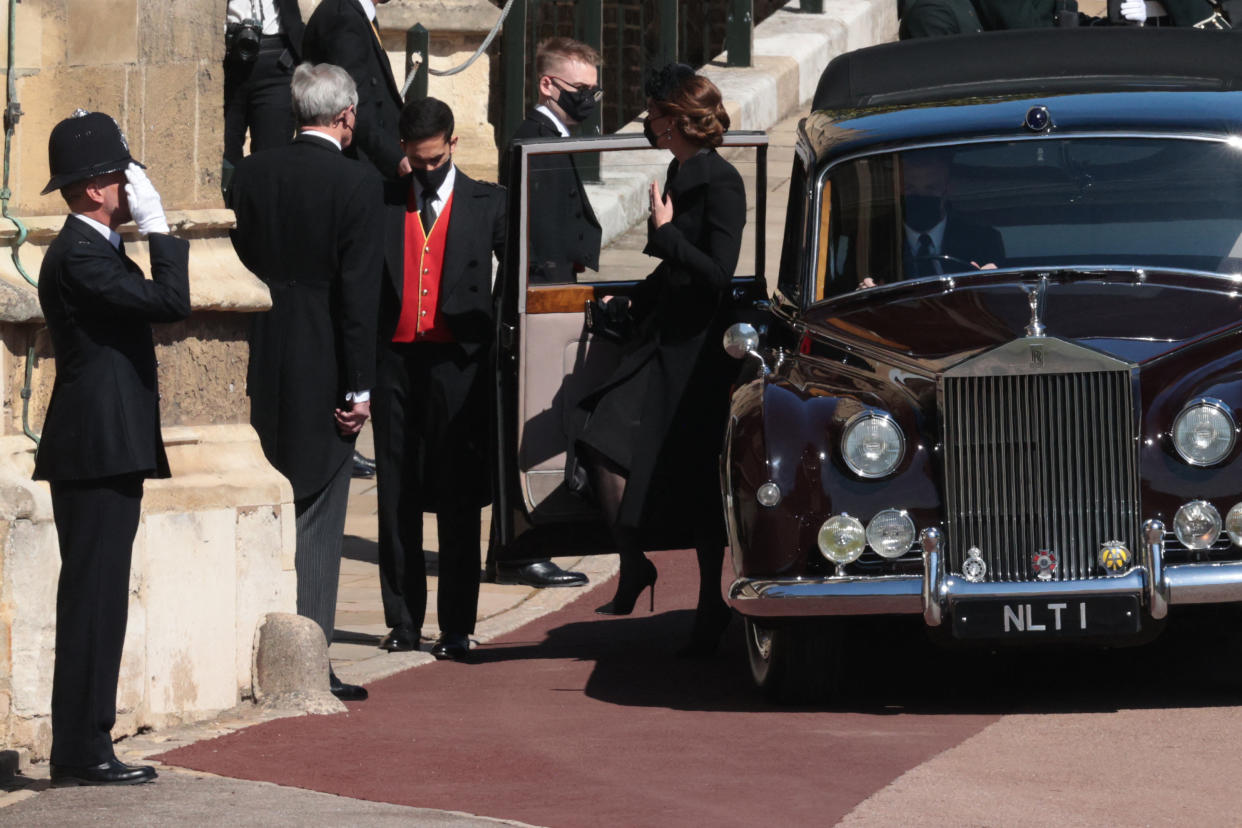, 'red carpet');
156,552,998,826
